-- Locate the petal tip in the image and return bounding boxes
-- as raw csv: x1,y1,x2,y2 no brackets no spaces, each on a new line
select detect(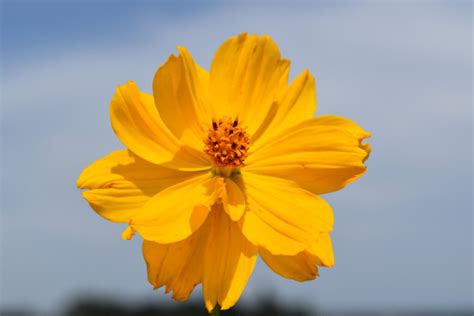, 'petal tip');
121,226,136,240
